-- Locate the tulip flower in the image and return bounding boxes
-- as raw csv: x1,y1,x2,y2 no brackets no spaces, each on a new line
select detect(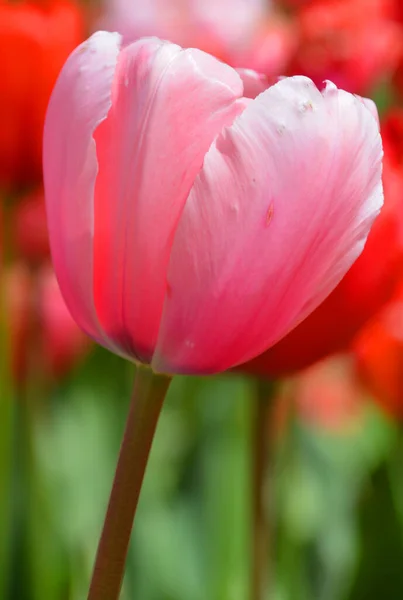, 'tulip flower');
0,202,2,265
14,188,50,264
44,32,383,376
288,0,403,94
354,282,403,420
40,266,90,378
278,355,363,432
295,356,363,431
381,108,403,168
5,263,89,382
4,264,30,381
0,0,83,190
43,33,385,600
